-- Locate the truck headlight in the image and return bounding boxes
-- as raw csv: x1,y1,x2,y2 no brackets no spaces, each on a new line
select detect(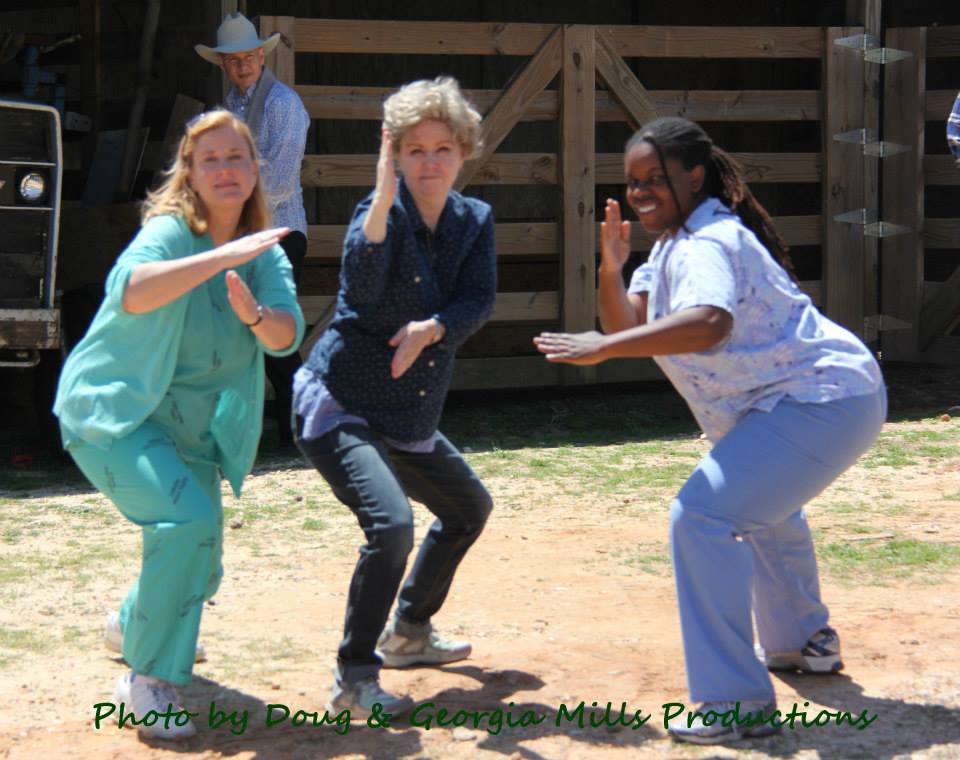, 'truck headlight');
18,172,47,203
